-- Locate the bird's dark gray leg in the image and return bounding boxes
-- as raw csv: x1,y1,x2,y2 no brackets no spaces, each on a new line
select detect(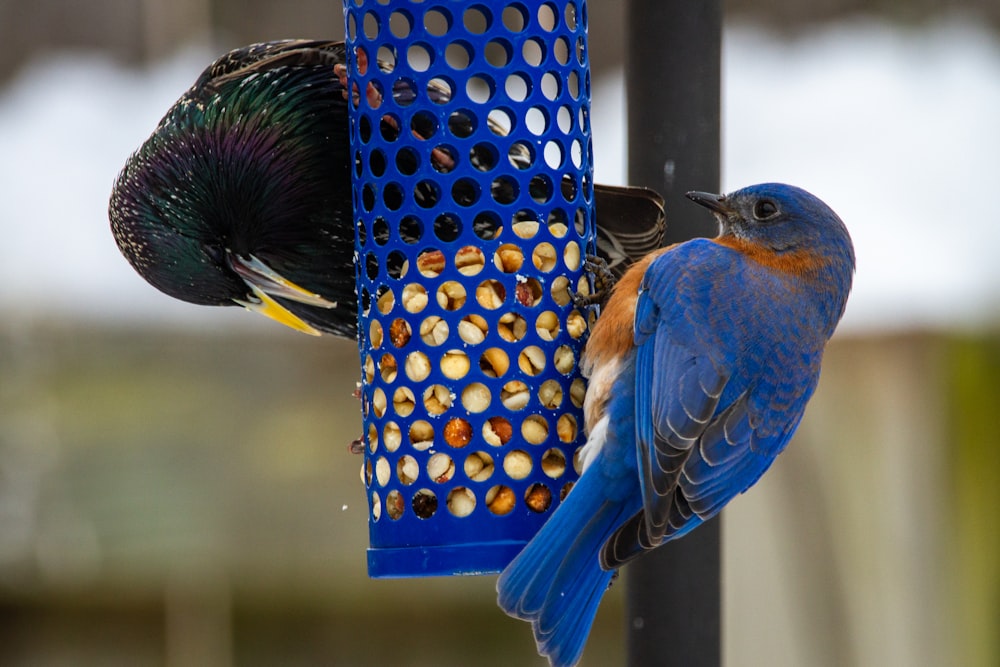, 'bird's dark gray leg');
572,255,617,310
